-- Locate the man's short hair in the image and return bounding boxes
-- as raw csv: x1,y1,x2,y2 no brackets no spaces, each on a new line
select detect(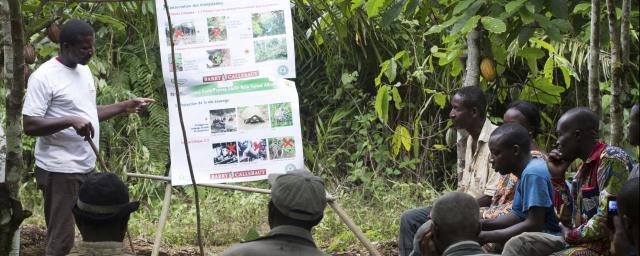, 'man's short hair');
559,107,600,133
491,123,532,153
455,86,487,116
506,100,541,137
59,19,95,46
618,178,639,219
430,192,479,239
